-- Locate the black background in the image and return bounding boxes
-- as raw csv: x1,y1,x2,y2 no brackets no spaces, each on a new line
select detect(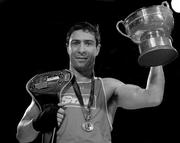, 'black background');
1,0,180,142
